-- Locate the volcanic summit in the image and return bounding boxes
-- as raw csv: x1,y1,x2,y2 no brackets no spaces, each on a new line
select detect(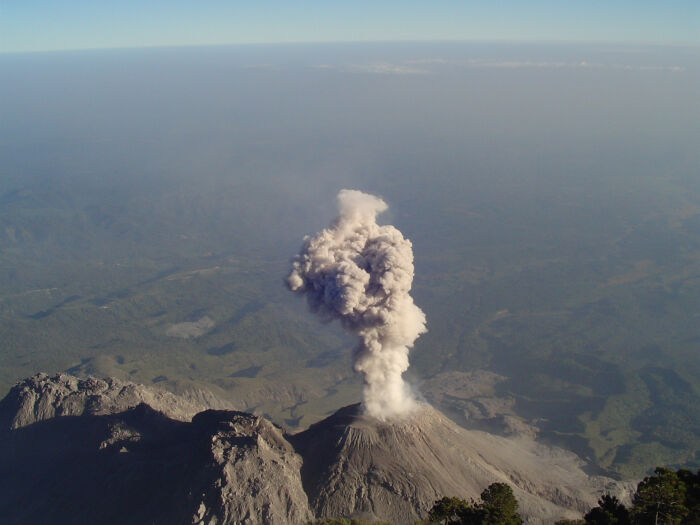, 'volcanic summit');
0,373,630,524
